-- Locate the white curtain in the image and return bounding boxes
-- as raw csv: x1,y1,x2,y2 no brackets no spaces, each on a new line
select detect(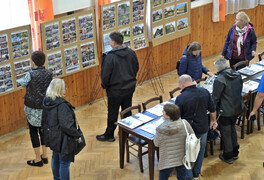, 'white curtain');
225,0,259,15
